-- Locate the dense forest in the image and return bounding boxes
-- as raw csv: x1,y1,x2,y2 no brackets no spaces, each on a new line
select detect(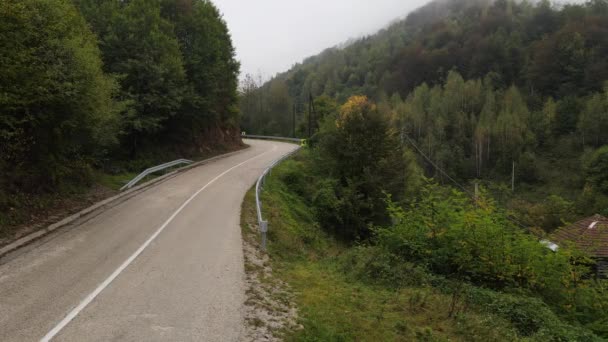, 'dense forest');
0,0,240,229
241,0,608,230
